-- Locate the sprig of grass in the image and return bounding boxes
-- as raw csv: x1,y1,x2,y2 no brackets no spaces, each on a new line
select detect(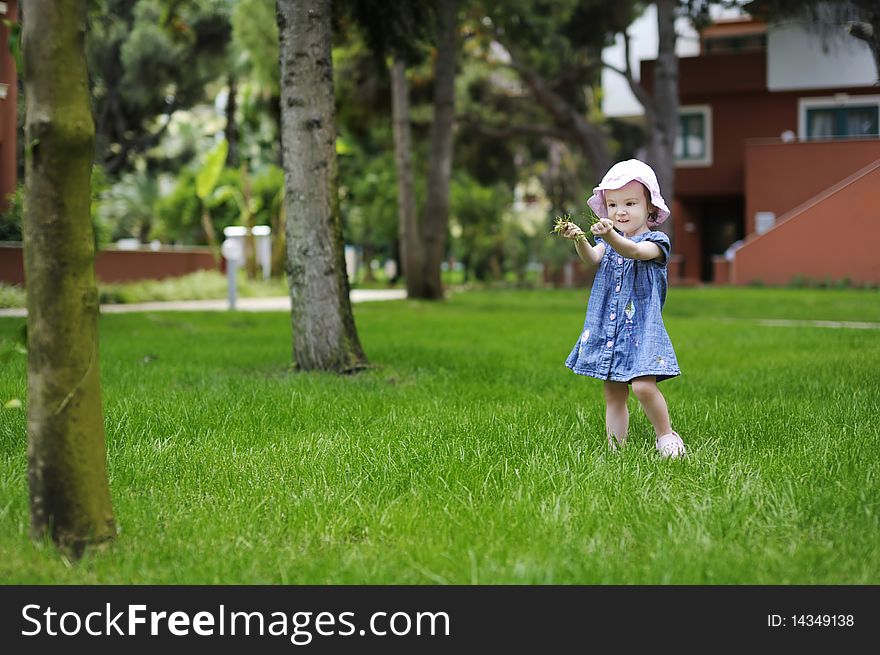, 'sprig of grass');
551,205,602,246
